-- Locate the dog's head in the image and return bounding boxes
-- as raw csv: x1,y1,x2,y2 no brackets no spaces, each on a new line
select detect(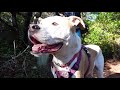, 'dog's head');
28,16,85,57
